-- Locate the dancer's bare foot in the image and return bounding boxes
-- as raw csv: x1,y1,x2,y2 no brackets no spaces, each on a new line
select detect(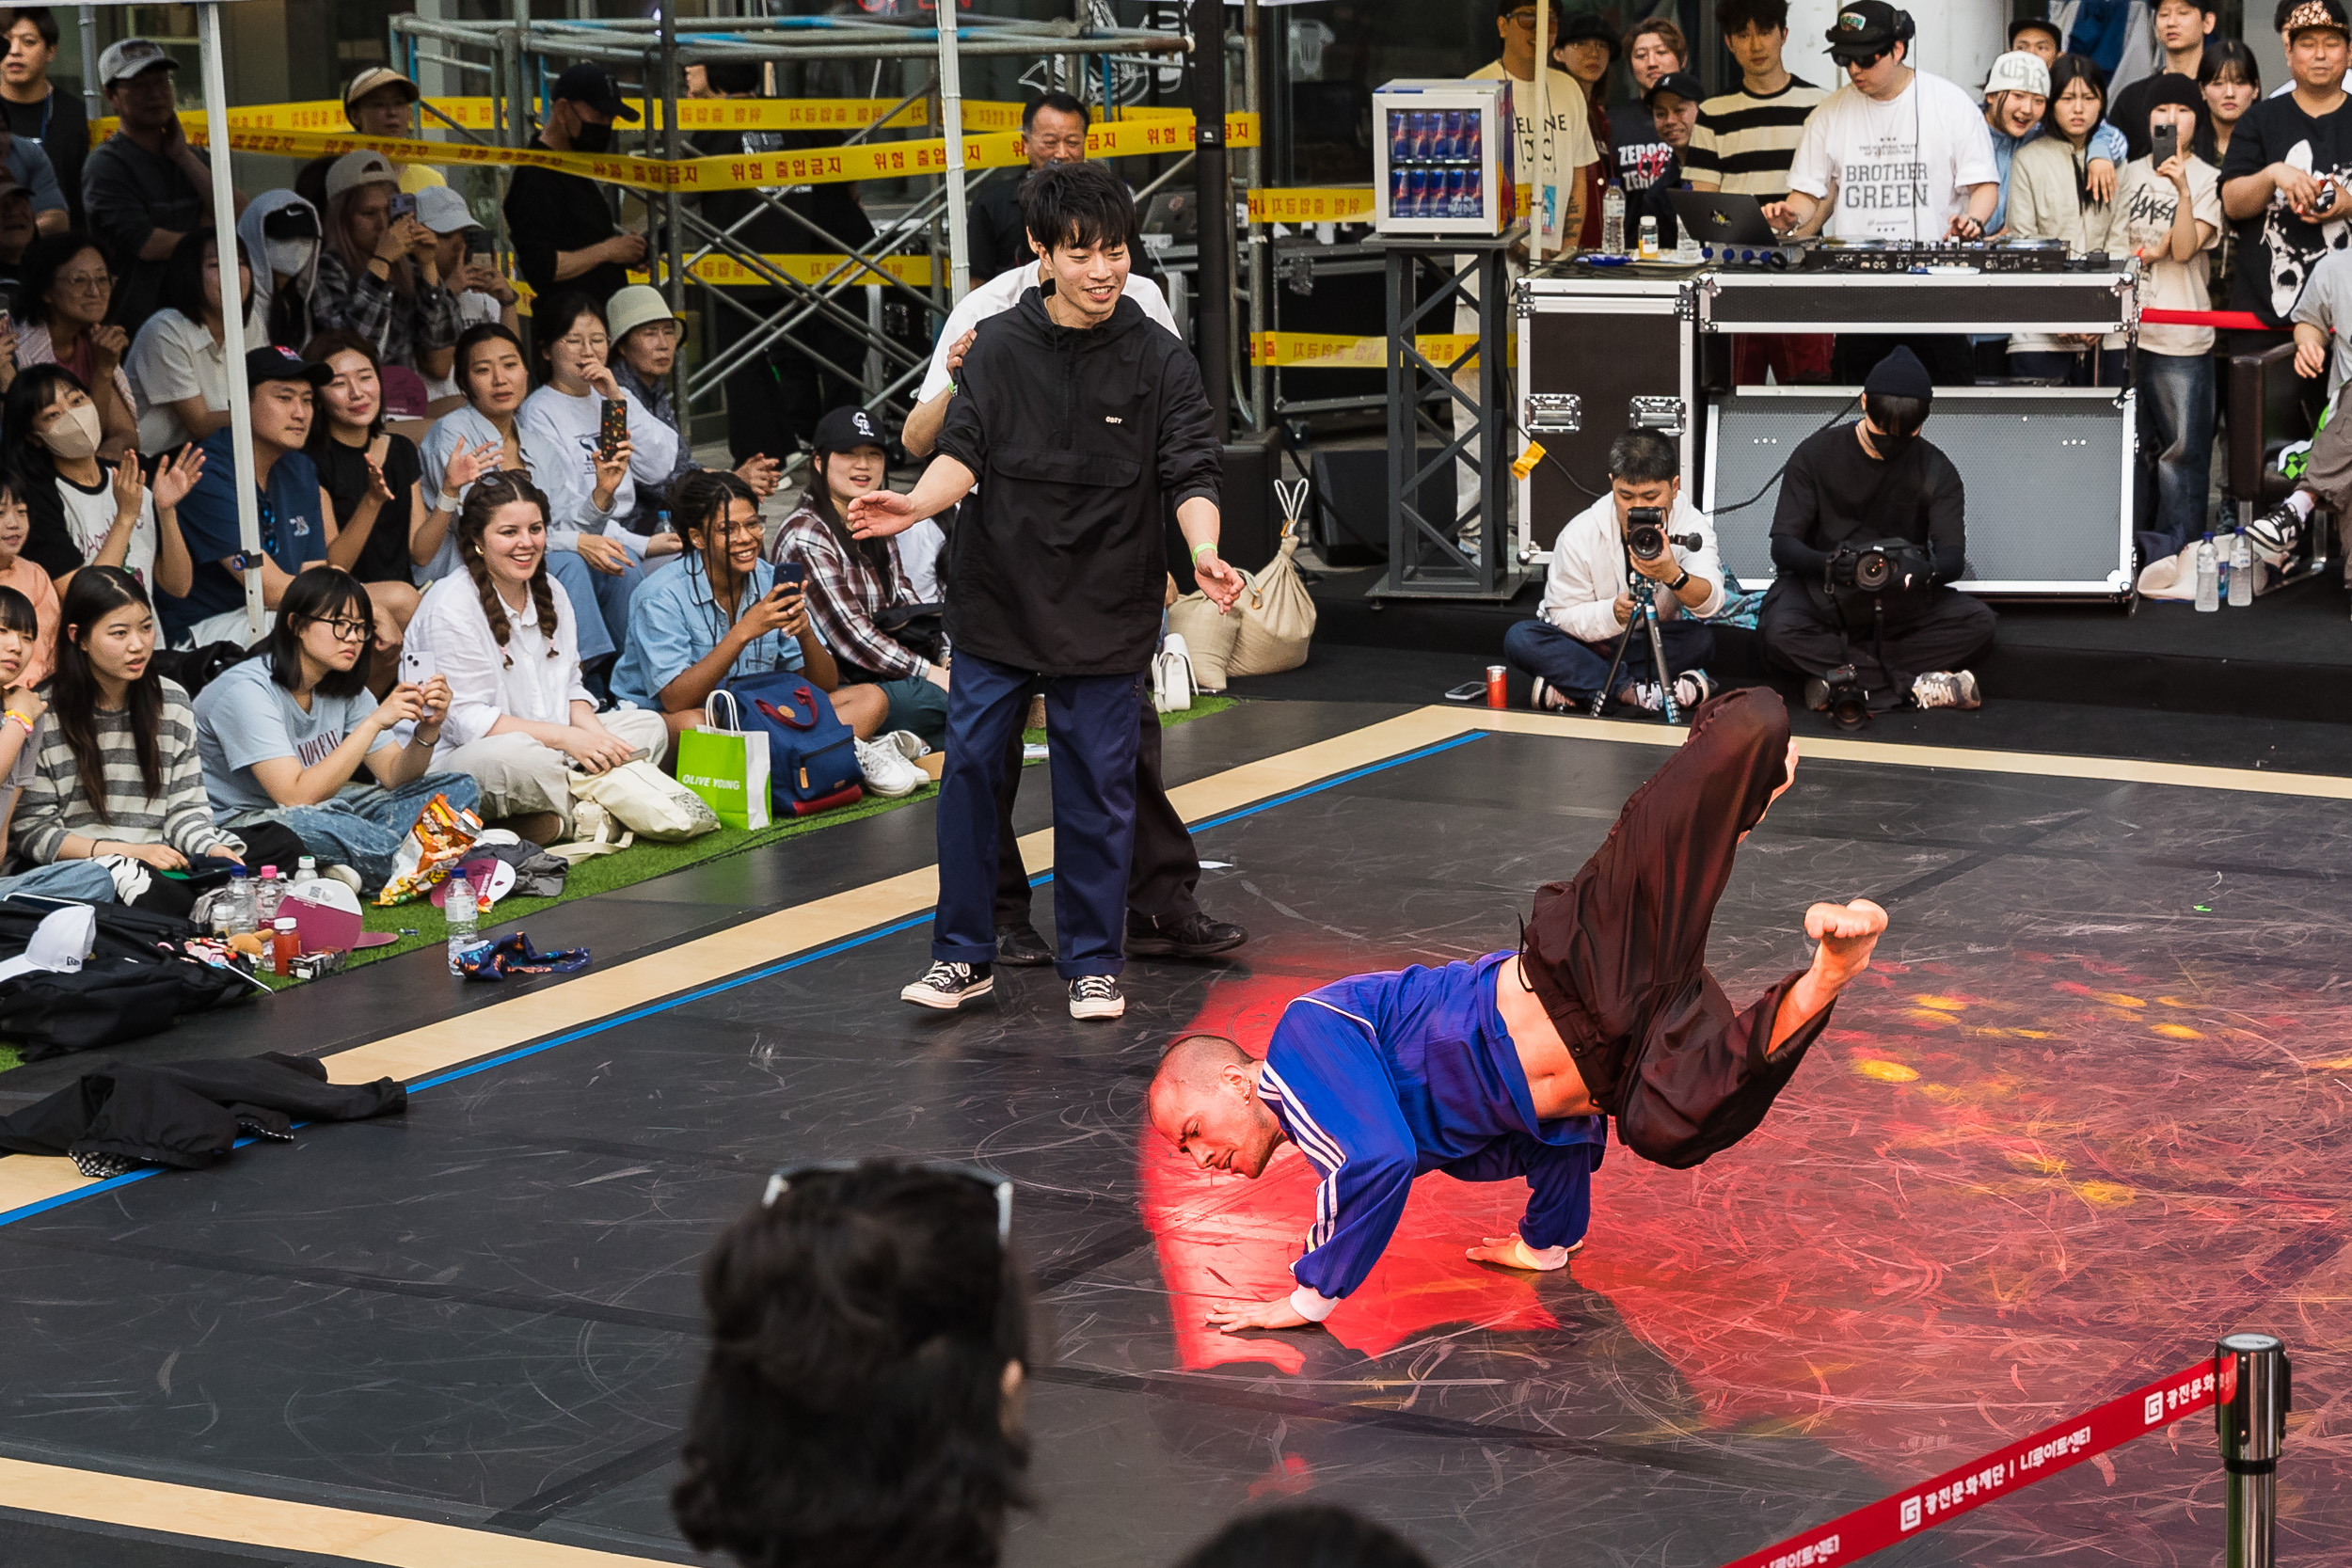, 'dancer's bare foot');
1465,1233,1580,1271
1770,898,1888,1051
